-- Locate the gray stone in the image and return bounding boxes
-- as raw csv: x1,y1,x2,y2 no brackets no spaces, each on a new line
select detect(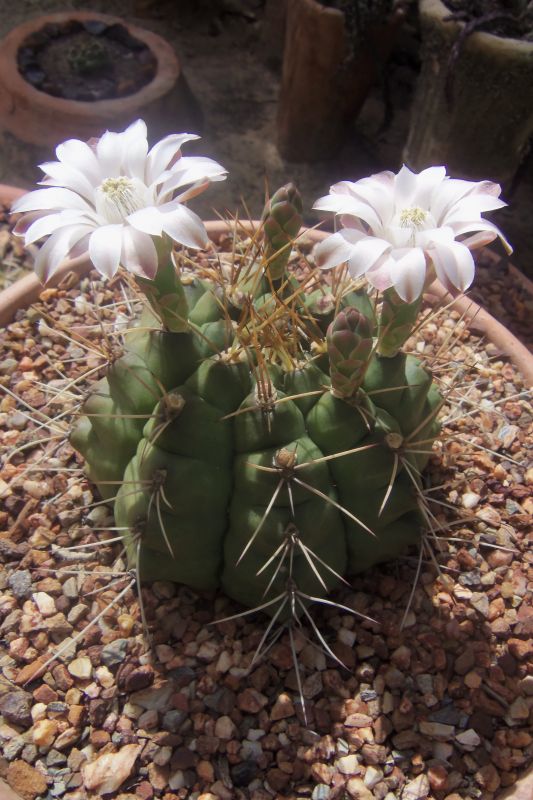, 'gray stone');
21,744,38,763
203,687,236,714
130,682,174,711
419,720,455,740
470,592,490,617
47,749,68,766
8,570,32,599
0,691,33,727
3,735,25,760
162,709,186,733
429,703,462,726
101,638,129,666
